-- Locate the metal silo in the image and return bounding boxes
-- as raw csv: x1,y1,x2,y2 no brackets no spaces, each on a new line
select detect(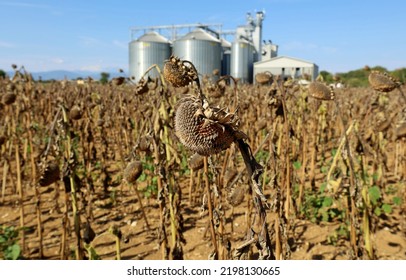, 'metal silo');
231,38,256,83
221,38,232,76
173,28,221,81
129,31,171,80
